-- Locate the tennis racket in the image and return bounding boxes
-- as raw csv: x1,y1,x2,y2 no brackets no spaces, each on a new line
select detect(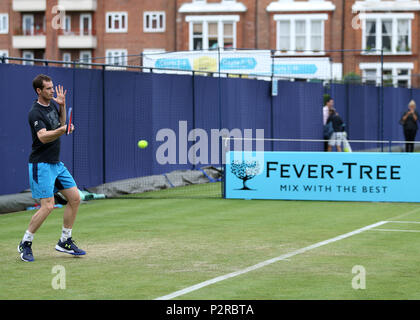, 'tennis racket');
66,107,73,135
